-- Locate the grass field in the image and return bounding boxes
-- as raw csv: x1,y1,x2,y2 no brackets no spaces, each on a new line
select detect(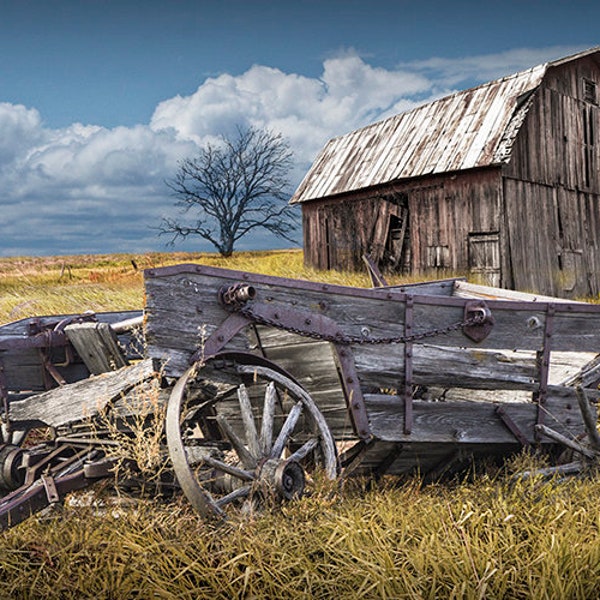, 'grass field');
0,250,599,599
